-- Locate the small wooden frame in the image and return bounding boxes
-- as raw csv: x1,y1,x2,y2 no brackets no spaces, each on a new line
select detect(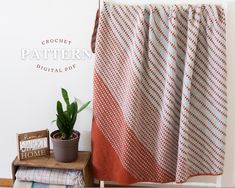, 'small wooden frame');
17,129,50,160
12,151,93,187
